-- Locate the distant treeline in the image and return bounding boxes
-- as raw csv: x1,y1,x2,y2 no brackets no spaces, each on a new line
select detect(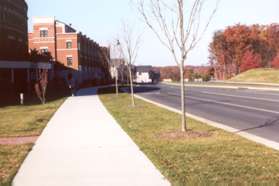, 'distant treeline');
153,66,212,82
209,24,279,79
